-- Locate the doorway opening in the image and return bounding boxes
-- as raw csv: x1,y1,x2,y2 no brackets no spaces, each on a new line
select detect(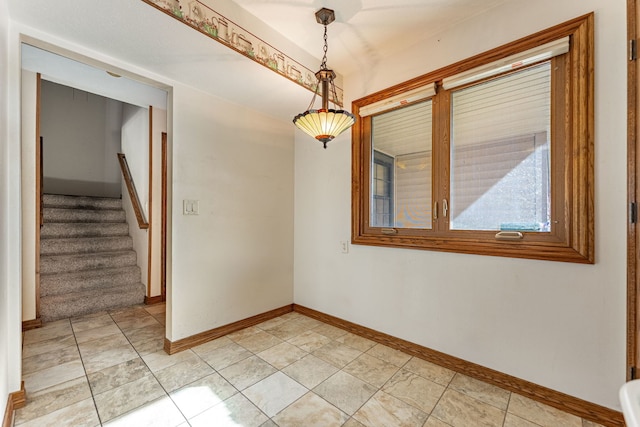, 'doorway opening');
21,42,171,325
